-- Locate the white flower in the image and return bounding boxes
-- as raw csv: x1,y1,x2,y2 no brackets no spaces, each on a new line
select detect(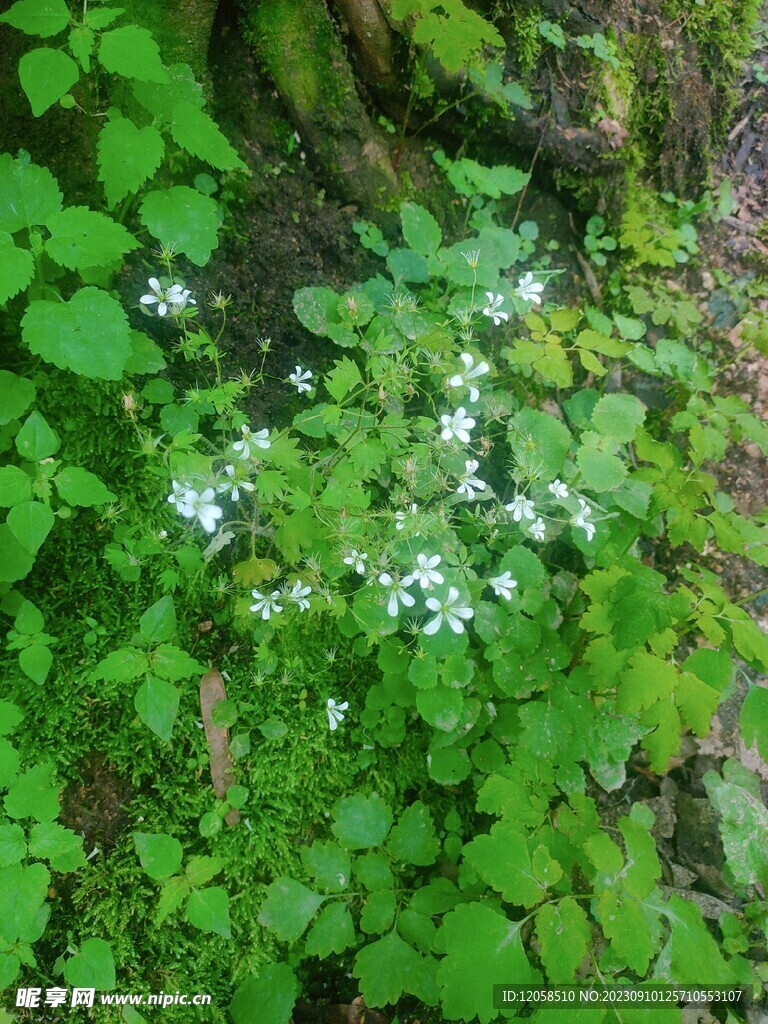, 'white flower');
449,353,490,403
167,480,186,507
218,464,255,502
456,459,486,501
343,549,368,574
440,407,476,444
529,517,546,541
548,479,569,500
423,586,474,635
482,292,509,326
379,573,416,617
409,553,444,589
326,697,349,731
249,589,283,620
172,486,223,534
289,366,313,394
394,503,419,531
516,272,545,306
488,571,518,600
286,579,312,610
232,424,270,460
572,498,596,541
506,495,536,522
140,277,196,317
